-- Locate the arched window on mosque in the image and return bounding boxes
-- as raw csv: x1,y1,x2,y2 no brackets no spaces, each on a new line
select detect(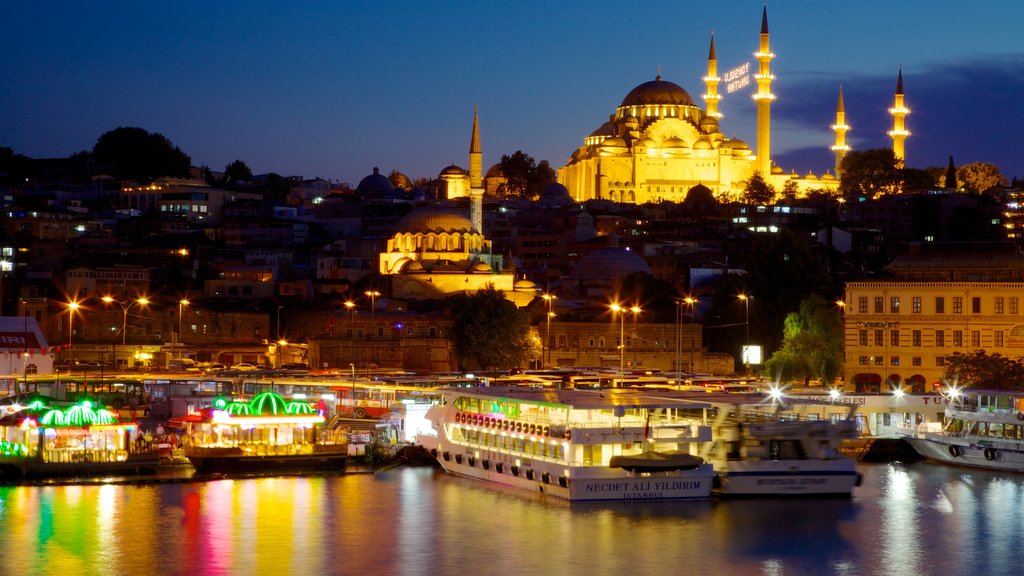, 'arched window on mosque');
559,335,566,348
